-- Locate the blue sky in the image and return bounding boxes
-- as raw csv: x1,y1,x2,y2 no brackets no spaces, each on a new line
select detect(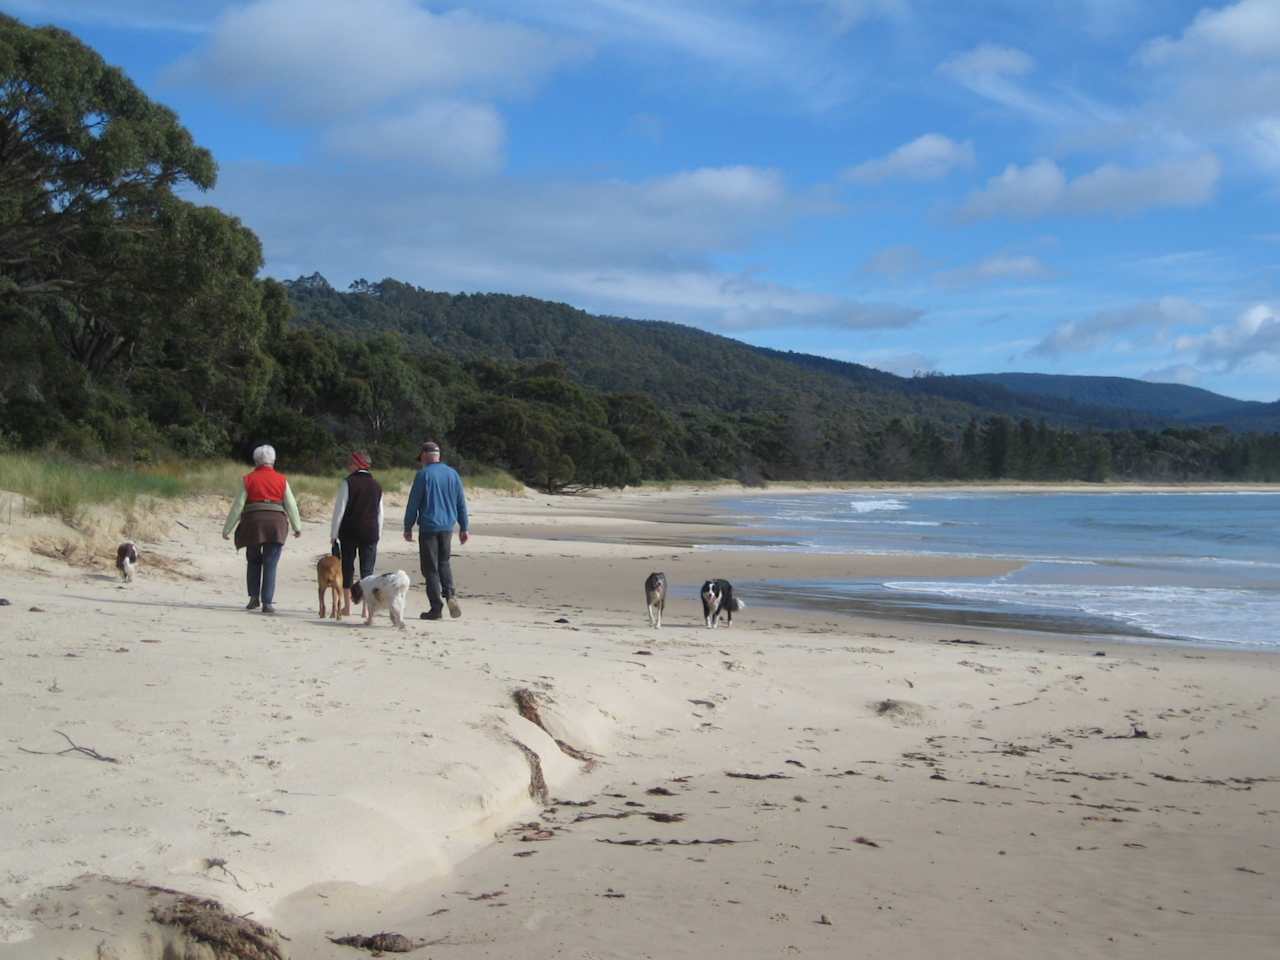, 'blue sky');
11,0,1280,400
